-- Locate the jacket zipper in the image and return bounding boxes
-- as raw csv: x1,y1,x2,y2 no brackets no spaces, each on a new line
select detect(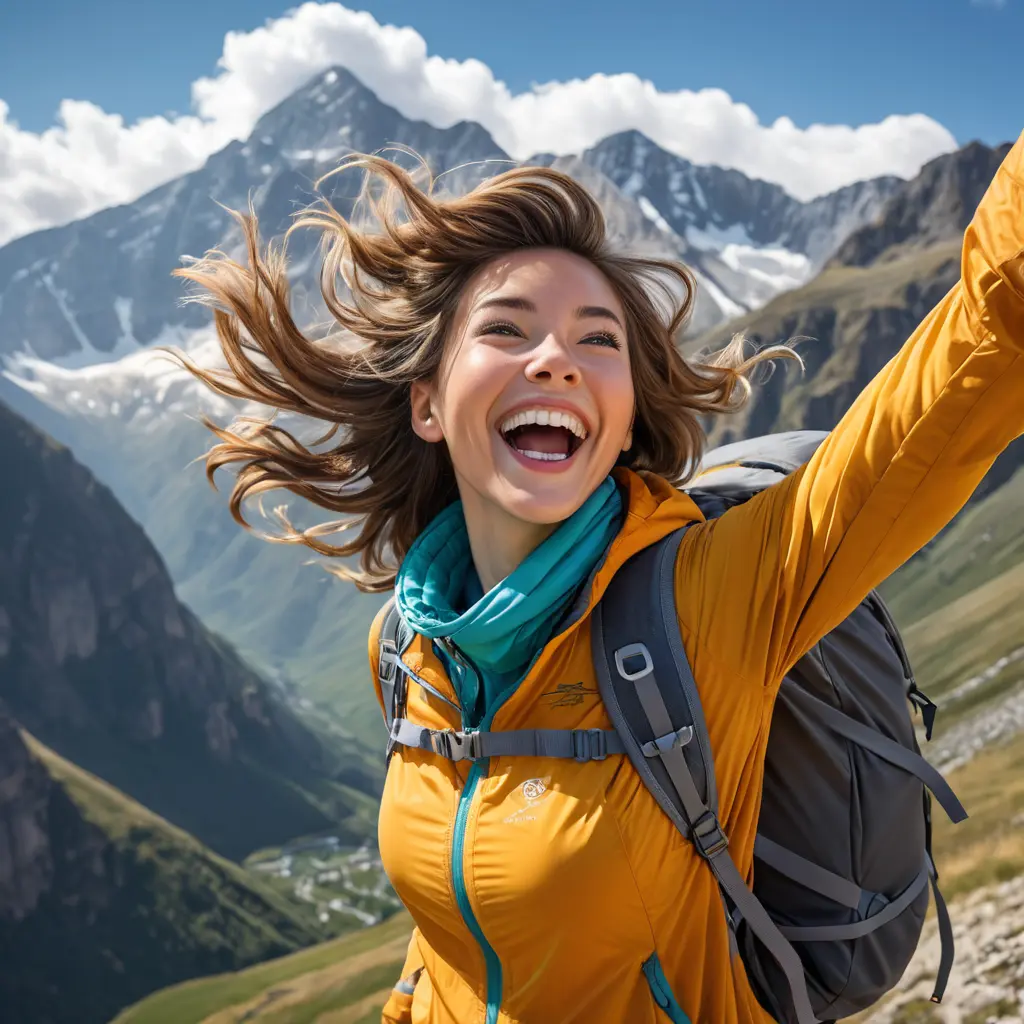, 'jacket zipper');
439,637,504,1024
642,952,692,1024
